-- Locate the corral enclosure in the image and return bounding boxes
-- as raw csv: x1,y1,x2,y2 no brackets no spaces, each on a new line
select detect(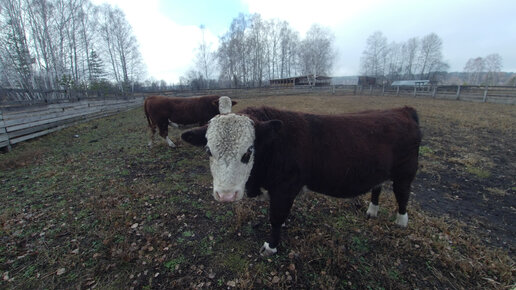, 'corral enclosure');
0,93,514,289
